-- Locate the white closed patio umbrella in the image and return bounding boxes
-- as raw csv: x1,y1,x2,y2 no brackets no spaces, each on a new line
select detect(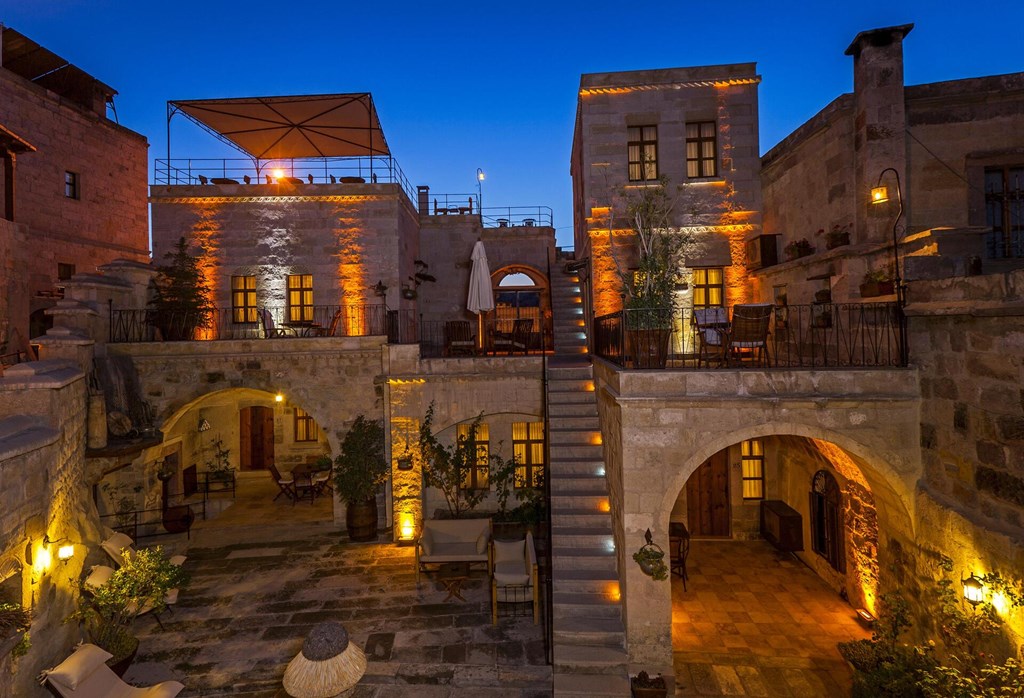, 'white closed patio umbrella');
467,240,495,350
